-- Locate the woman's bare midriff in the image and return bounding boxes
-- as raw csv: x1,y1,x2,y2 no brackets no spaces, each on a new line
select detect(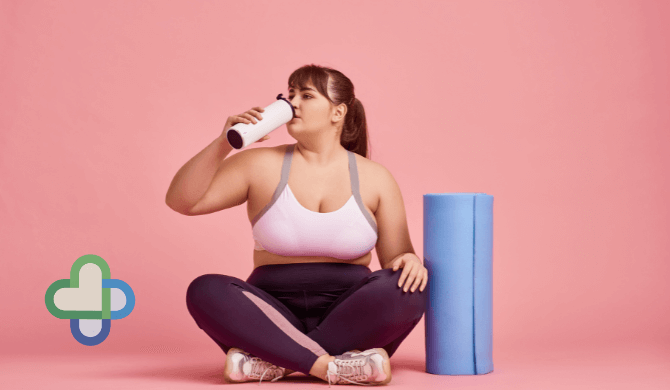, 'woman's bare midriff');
246,144,379,271
252,249,373,270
